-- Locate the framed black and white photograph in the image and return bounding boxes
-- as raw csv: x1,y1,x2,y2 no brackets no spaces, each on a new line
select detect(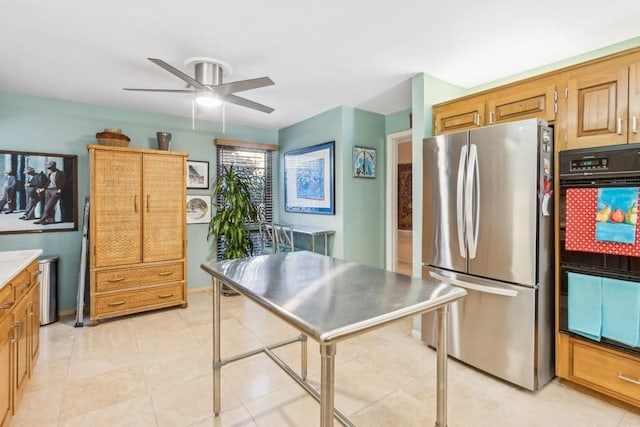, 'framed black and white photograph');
0,149,78,234
186,195,211,224
353,146,376,178
284,141,335,215
186,160,209,189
